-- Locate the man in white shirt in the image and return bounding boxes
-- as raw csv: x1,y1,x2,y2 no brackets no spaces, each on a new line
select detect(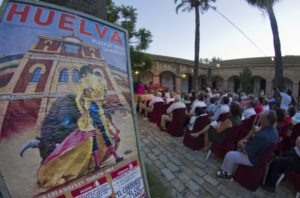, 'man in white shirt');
263,98,270,112
190,92,206,116
211,96,230,121
160,95,186,131
166,92,175,104
242,101,256,120
144,92,164,119
276,87,291,111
